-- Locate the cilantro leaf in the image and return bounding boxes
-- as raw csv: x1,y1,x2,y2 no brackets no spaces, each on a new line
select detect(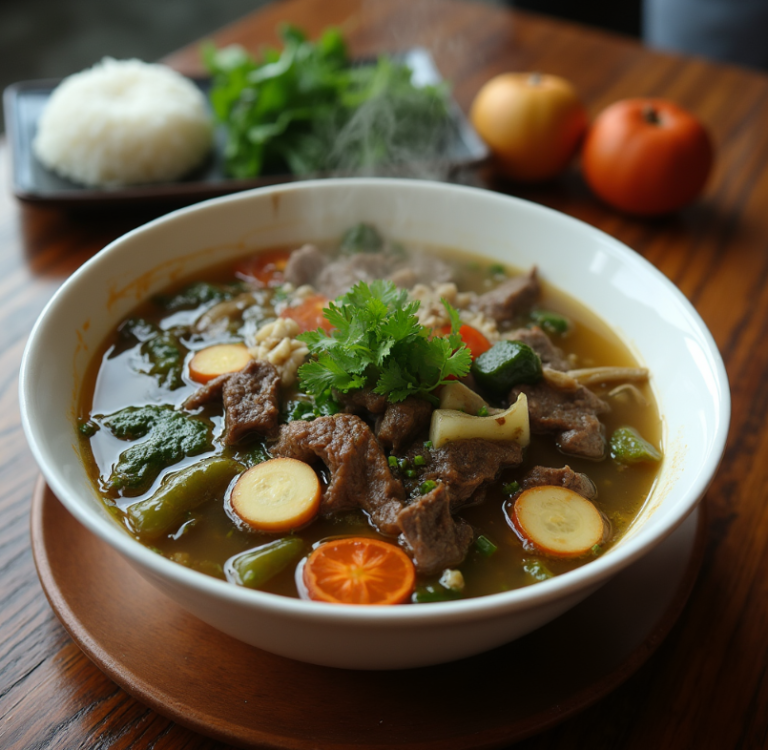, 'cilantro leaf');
297,280,471,404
